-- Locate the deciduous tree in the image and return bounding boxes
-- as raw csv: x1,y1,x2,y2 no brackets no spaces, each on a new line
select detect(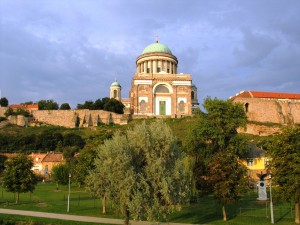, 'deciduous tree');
184,97,249,218
60,103,71,110
3,154,38,204
209,151,248,221
38,100,59,110
0,97,8,107
86,120,190,224
51,164,69,190
268,125,300,224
